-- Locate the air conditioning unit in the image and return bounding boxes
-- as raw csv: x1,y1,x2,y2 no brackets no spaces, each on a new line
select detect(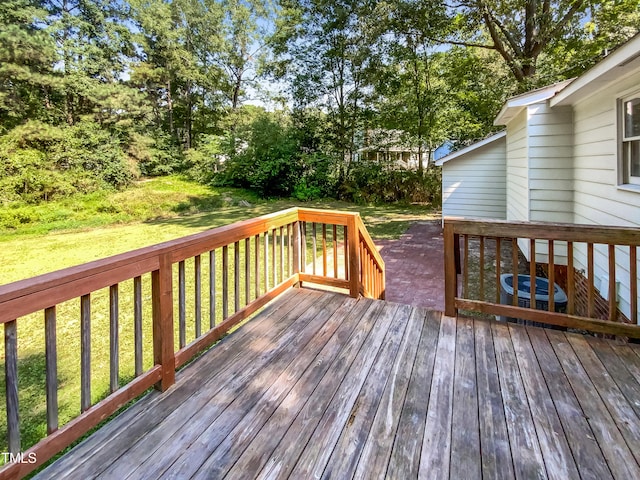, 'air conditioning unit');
499,274,567,327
